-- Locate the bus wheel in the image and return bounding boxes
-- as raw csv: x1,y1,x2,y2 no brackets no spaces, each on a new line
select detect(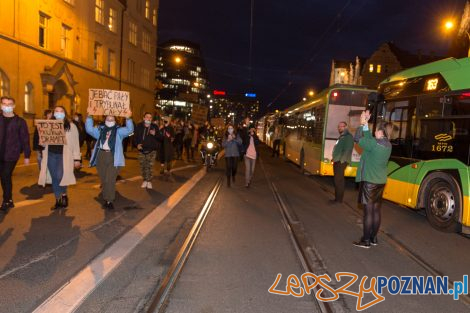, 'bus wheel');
423,172,461,233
